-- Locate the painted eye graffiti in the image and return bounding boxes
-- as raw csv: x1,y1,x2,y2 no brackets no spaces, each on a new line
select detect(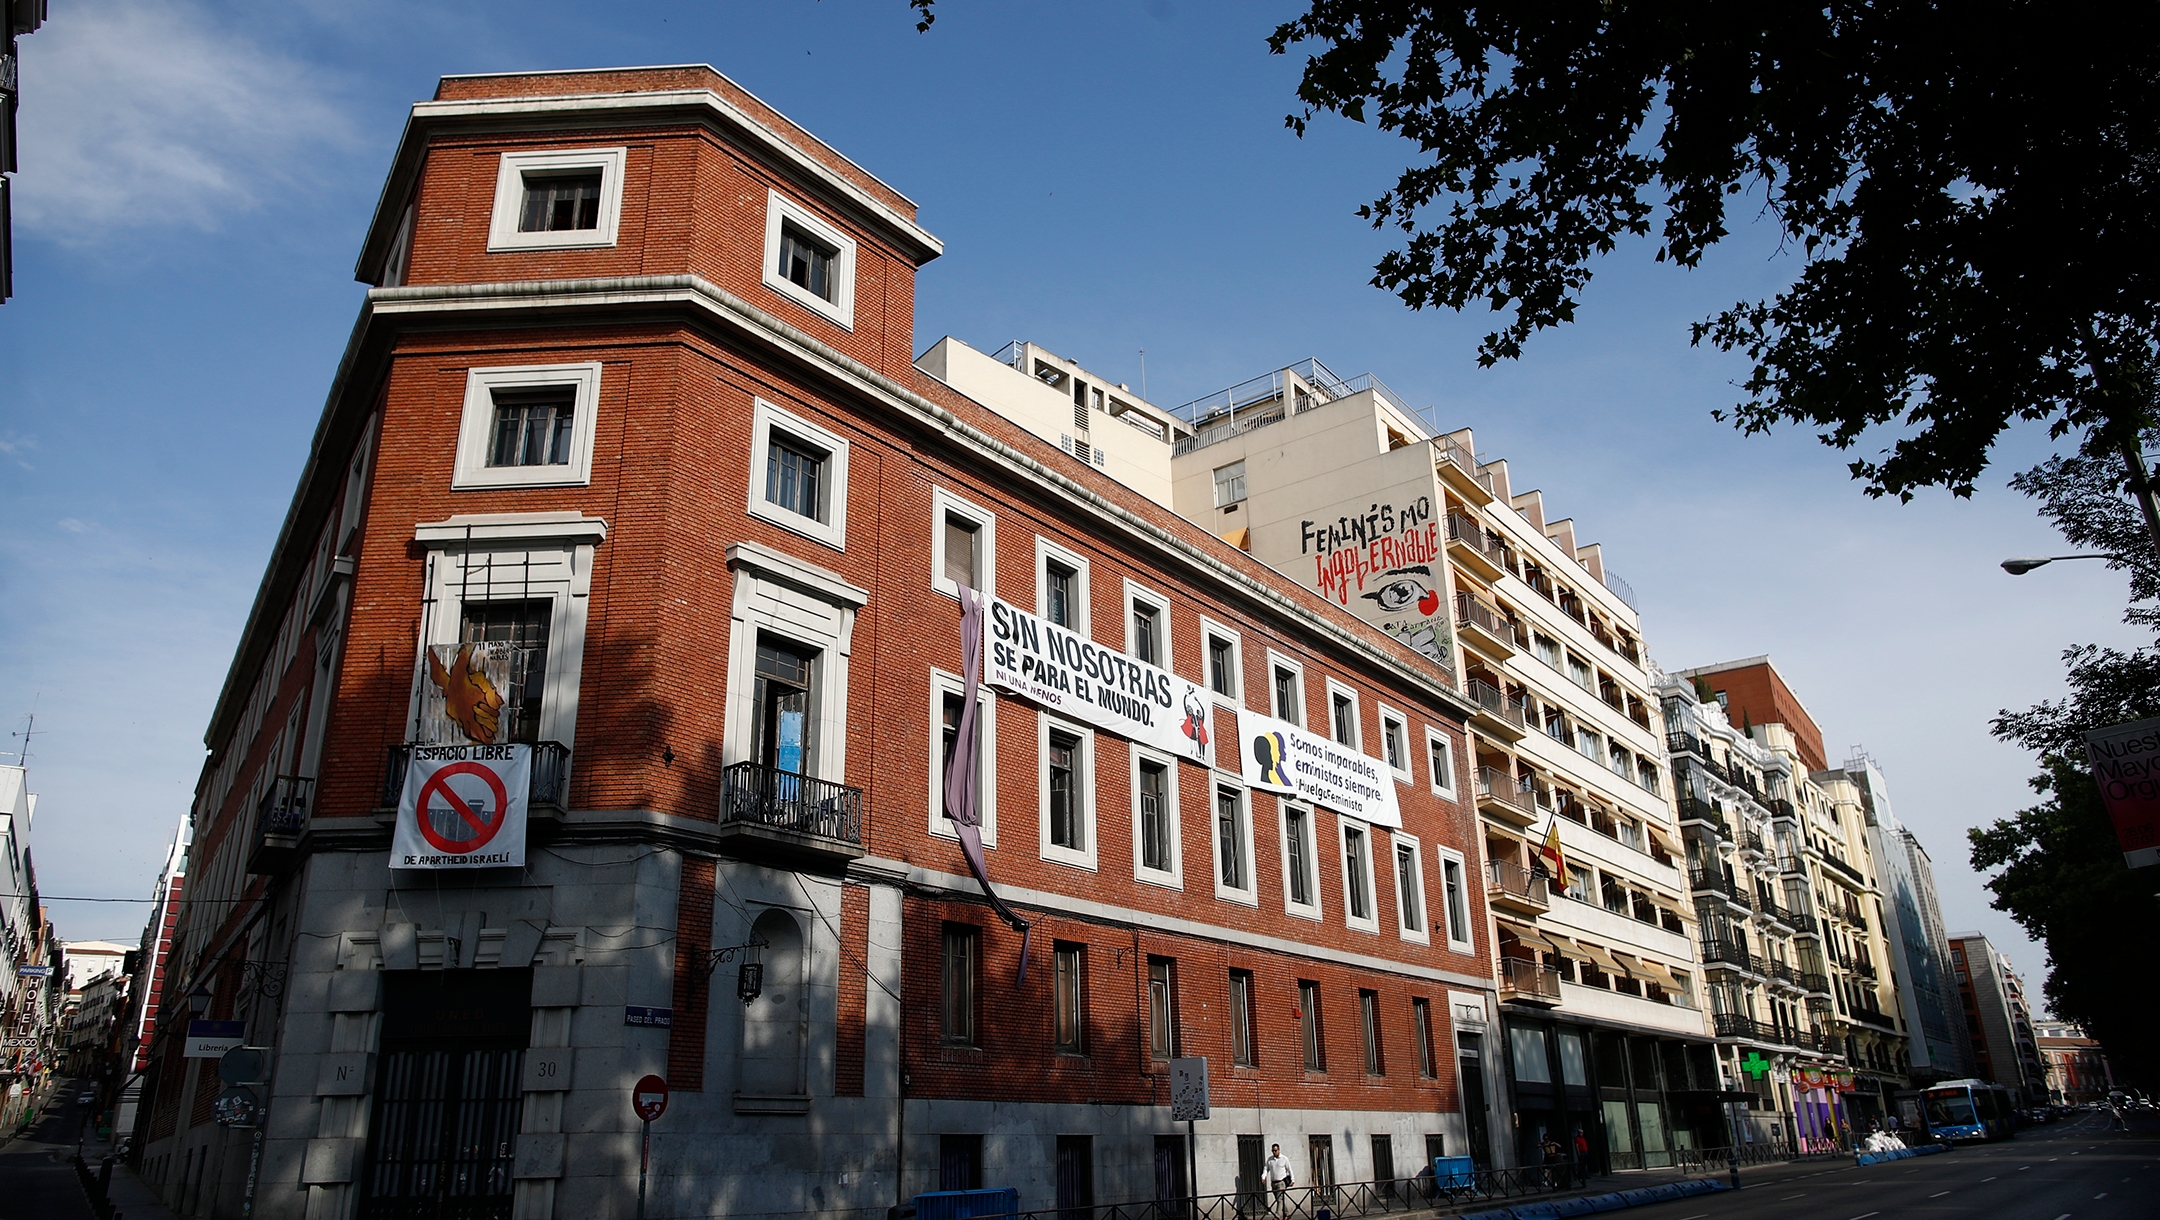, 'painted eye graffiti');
1361,565,1436,615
